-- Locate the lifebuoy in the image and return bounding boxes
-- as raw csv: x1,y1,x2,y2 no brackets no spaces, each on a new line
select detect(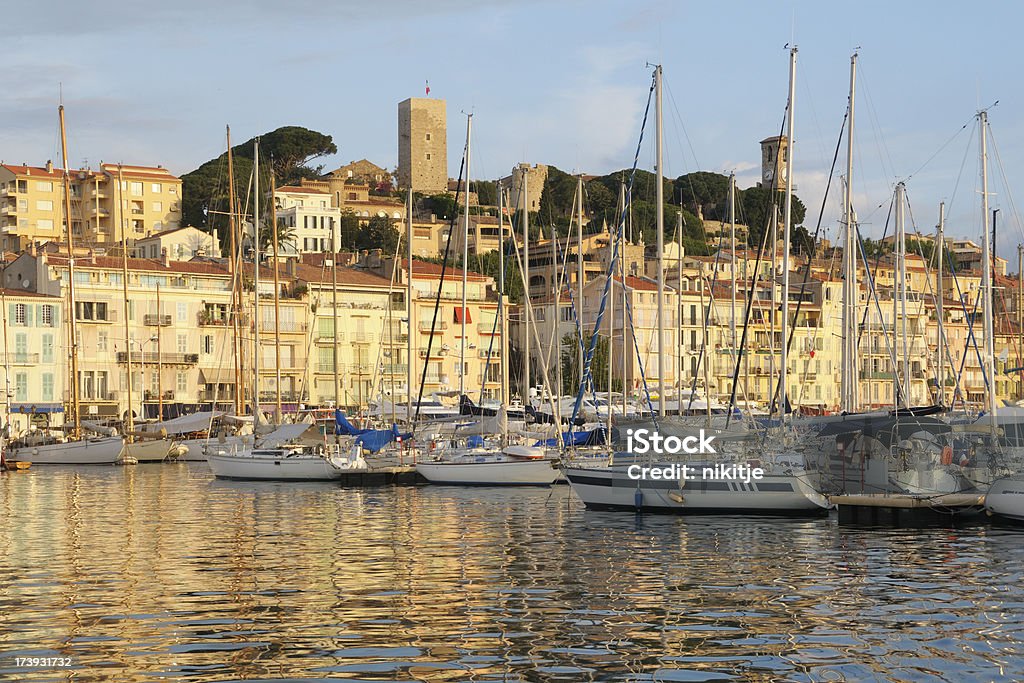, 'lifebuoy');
940,445,953,466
